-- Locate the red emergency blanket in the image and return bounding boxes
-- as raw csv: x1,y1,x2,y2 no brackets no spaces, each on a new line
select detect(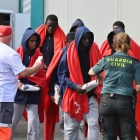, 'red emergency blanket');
44,50,63,140
100,39,140,60
62,41,102,121
35,24,66,54
36,23,66,139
